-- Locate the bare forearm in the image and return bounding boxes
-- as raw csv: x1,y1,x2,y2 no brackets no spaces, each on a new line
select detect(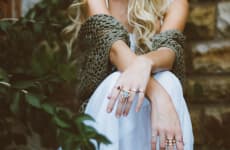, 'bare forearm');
144,0,189,72
161,0,189,32
110,40,137,71
87,0,188,98
87,0,110,16
143,48,175,73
